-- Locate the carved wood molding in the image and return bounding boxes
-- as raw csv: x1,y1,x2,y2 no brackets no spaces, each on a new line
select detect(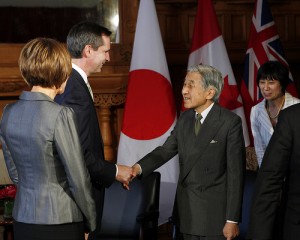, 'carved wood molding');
94,93,126,107
0,80,27,96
